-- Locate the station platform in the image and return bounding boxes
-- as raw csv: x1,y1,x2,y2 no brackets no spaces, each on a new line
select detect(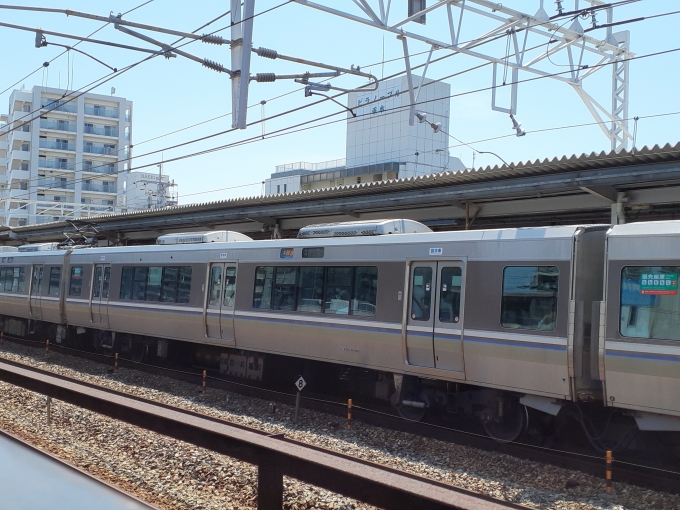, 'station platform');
0,430,156,509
